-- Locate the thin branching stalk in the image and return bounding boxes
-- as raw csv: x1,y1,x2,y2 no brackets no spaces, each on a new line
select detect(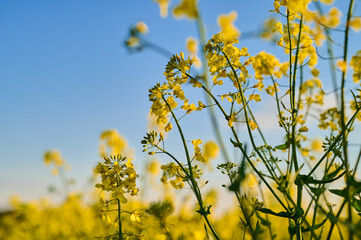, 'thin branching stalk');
340,2,355,238
196,12,232,165
162,95,220,240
